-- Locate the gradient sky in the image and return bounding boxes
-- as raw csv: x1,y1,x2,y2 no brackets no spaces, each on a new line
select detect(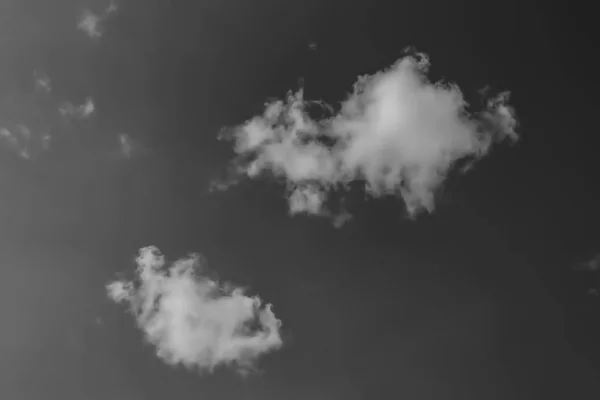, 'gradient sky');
2,1,600,399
